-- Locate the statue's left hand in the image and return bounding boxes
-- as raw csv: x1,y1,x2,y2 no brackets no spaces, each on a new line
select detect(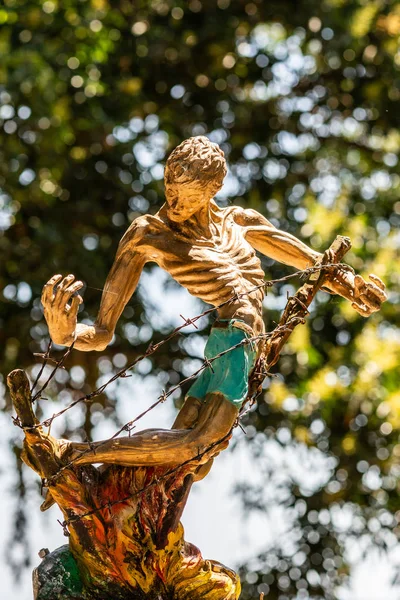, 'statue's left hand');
41,274,83,345
350,273,387,316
